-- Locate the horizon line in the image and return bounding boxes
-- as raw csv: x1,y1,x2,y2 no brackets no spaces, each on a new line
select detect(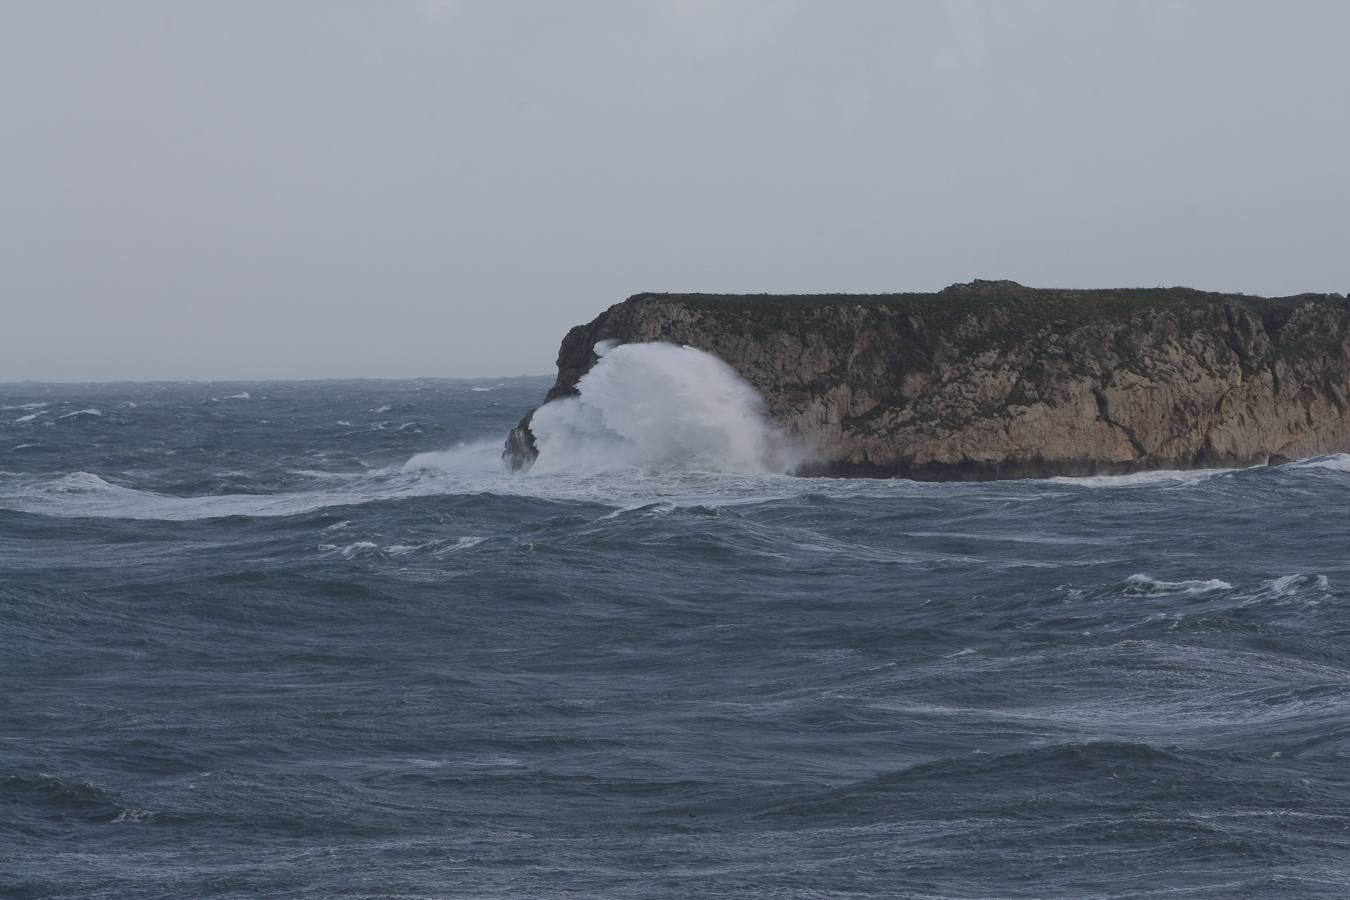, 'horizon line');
0,373,554,388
